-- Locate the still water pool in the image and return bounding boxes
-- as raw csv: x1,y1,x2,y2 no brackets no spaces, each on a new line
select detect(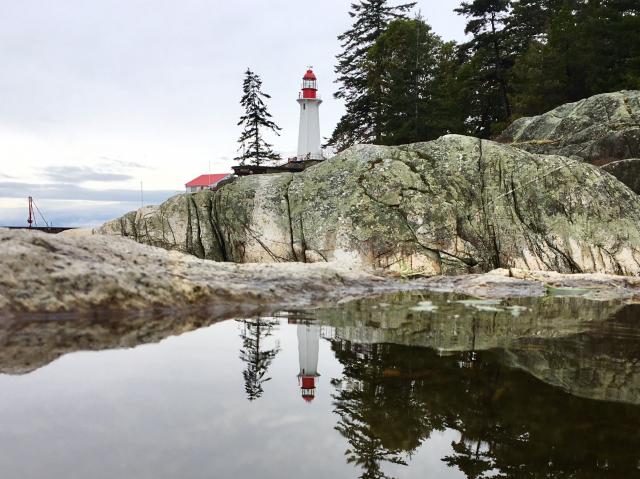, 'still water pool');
0,292,639,478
